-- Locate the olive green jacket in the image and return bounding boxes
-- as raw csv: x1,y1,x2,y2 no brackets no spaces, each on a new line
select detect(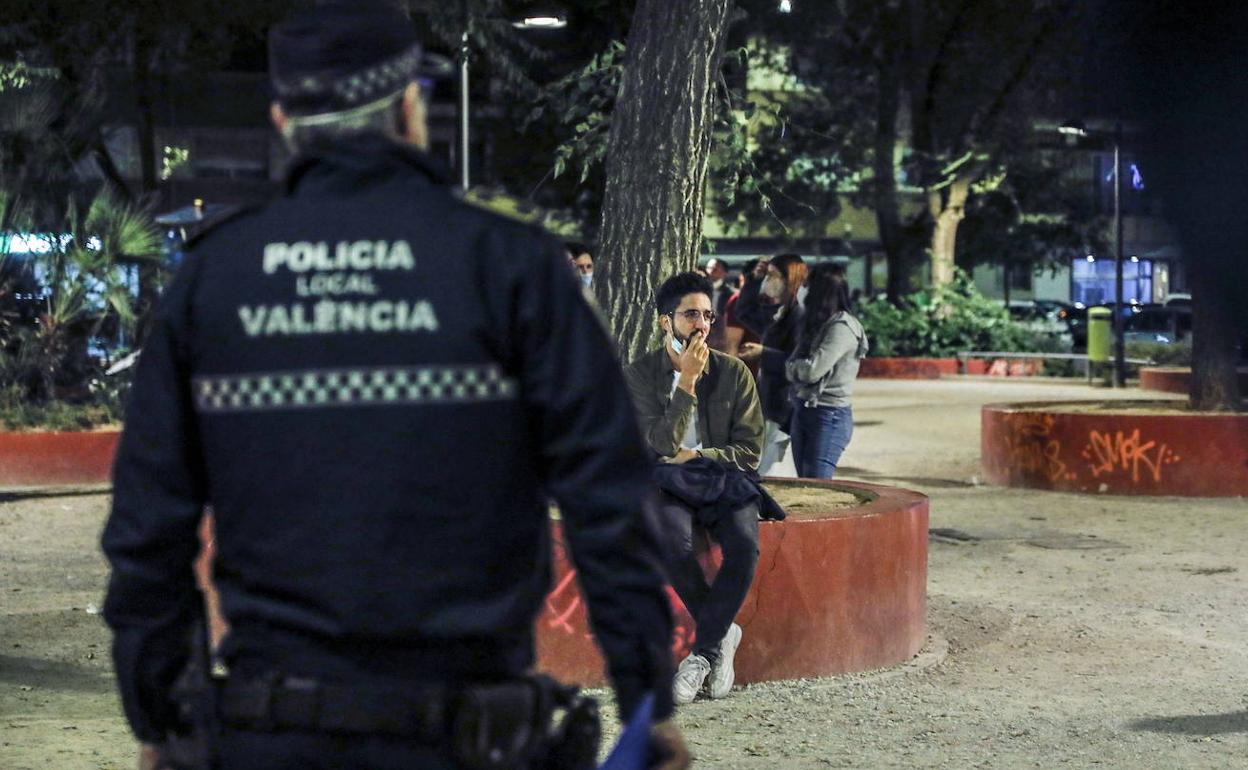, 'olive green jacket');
623,347,764,473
